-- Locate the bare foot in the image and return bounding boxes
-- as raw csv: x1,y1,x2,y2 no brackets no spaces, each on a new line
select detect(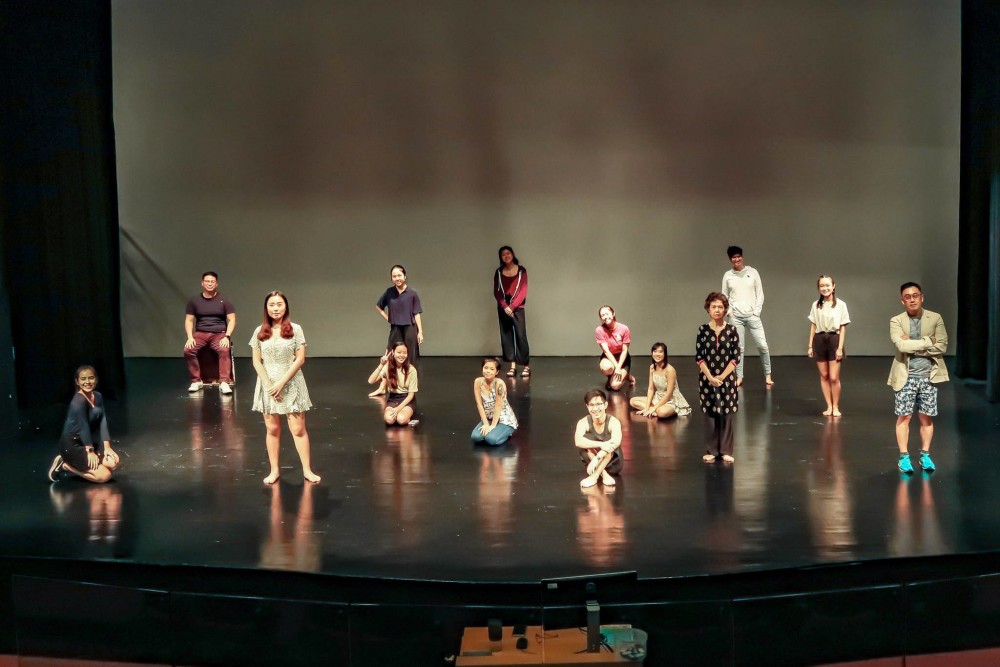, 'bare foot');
303,470,321,484
601,471,616,486
822,408,833,416
721,454,735,463
702,454,716,463
368,388,385,397
765,375,775,387
263,471,280,485
580,475,598,488
832,409,842,417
